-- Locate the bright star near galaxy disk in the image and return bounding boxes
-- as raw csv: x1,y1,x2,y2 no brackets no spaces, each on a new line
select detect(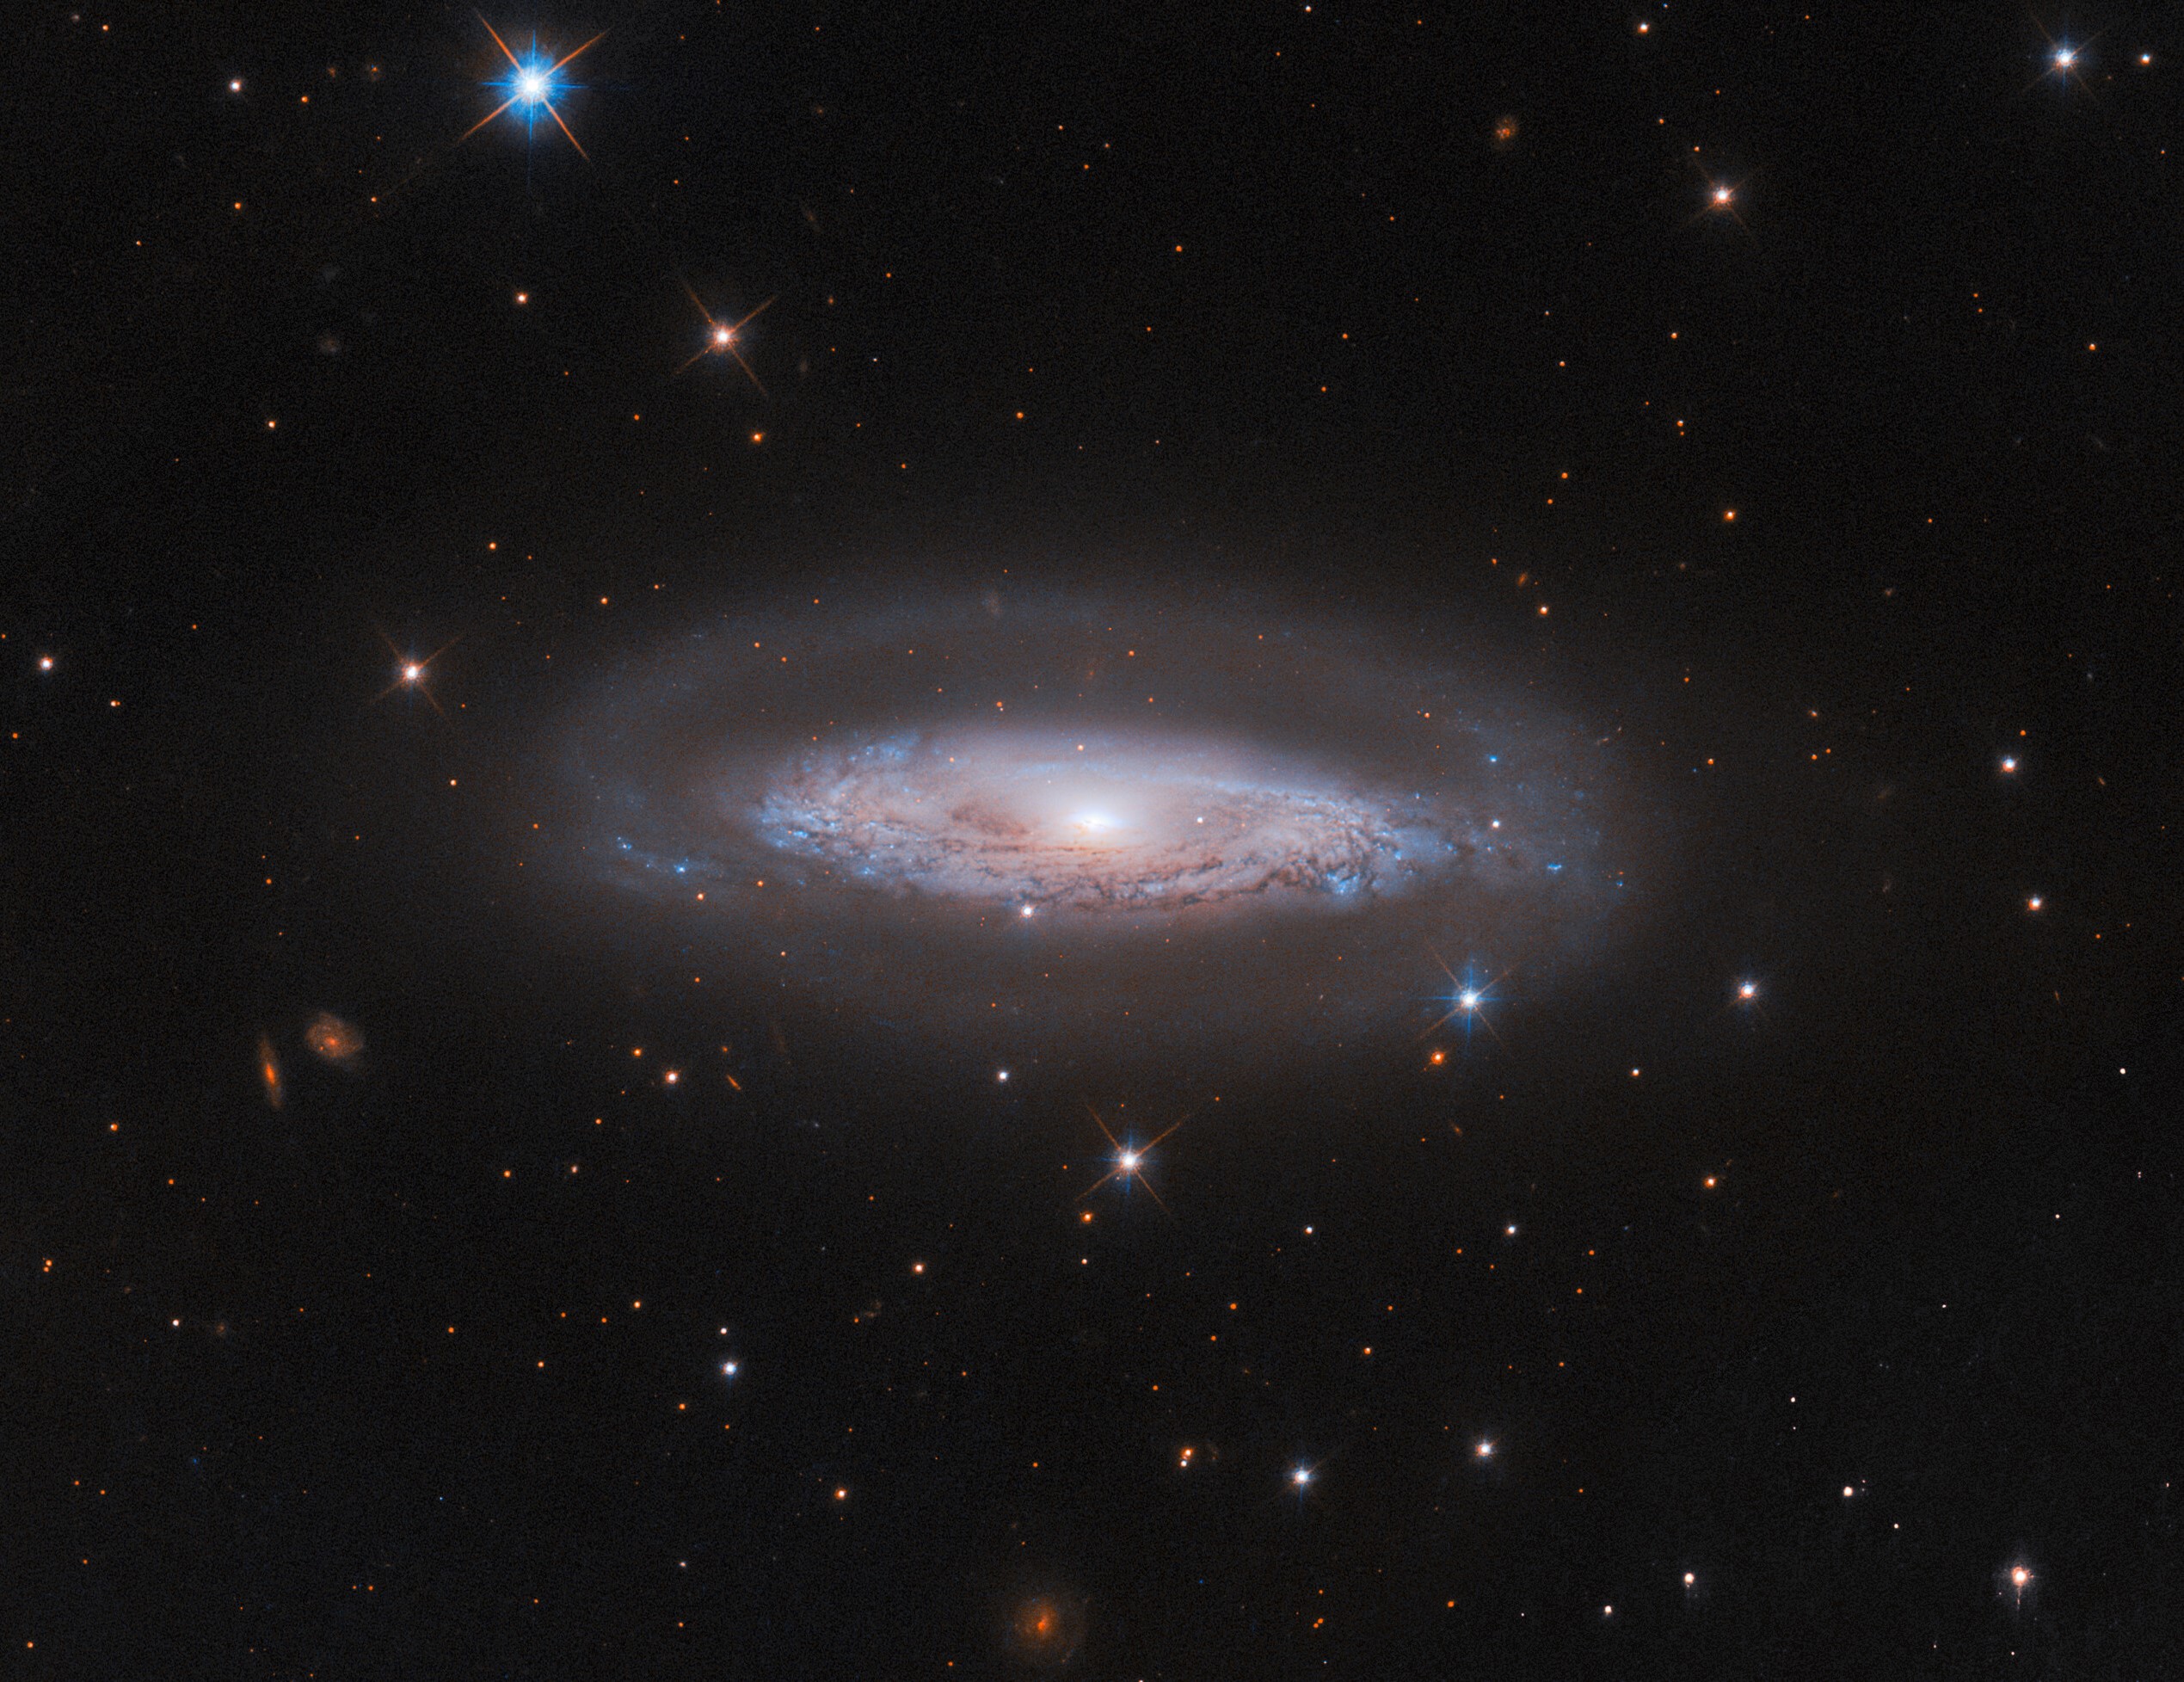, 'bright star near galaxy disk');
1430,959,1507,1050
1079,1105,1184,1210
